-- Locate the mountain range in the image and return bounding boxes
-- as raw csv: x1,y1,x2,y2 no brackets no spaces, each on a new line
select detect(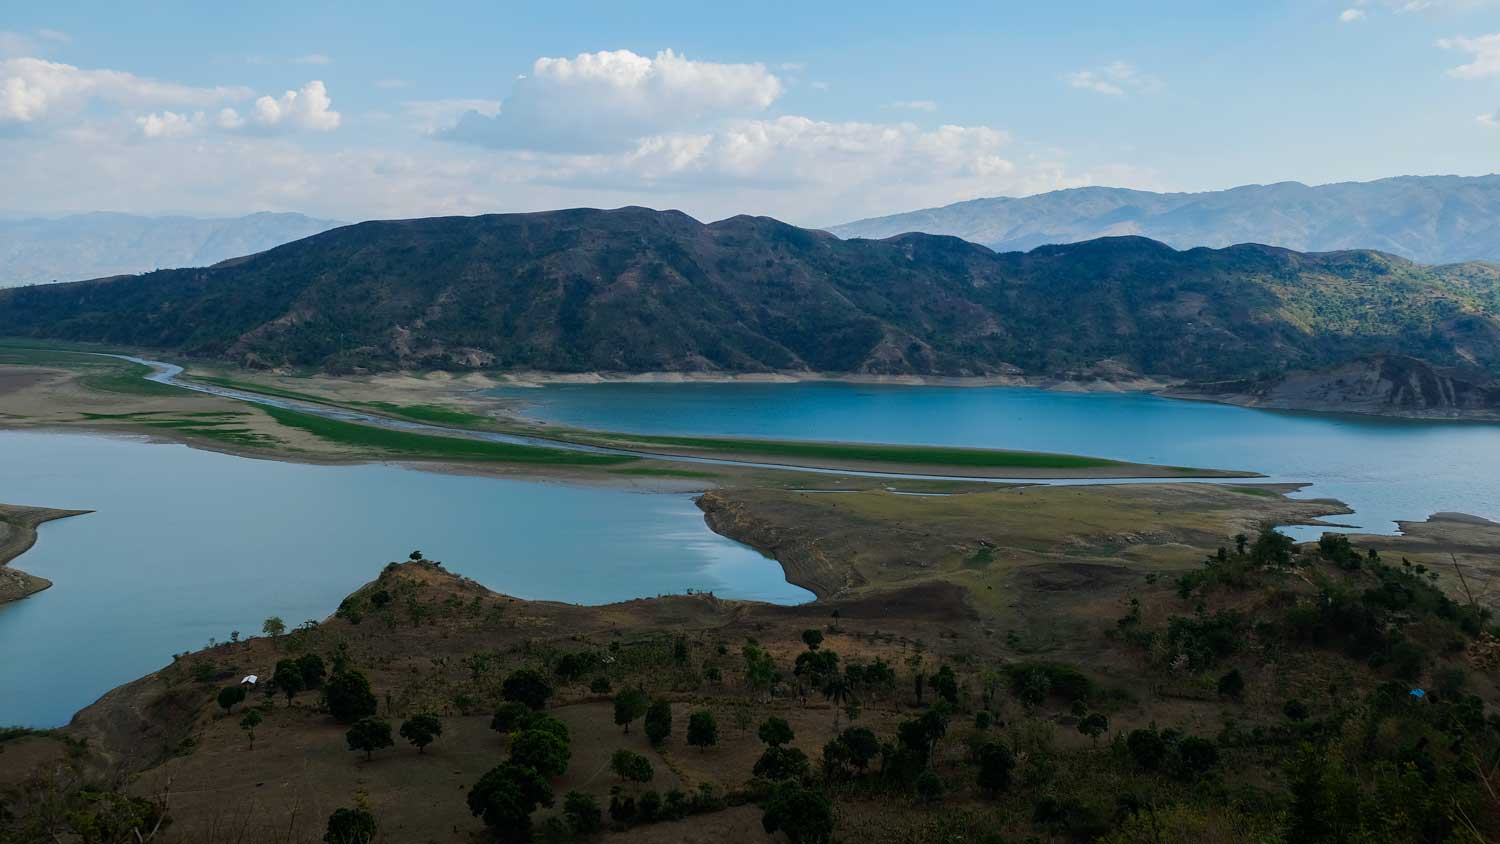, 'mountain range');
827,175,1500,265
0,212,344,287
2,207,1498,413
